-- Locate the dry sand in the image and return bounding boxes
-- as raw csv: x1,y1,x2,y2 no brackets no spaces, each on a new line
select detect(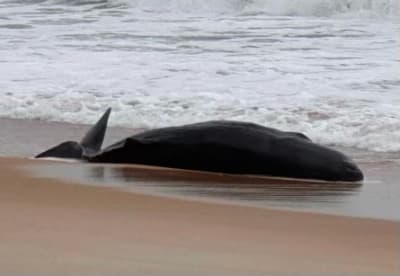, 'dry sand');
0,157,398,275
